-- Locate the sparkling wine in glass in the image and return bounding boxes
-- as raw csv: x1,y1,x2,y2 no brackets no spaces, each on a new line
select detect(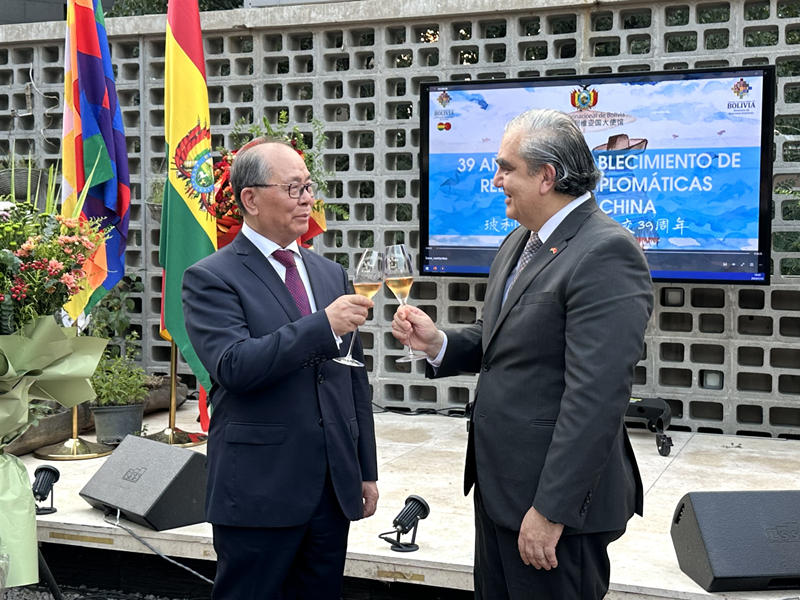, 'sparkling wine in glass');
334,249,383,367
384,244,428,363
